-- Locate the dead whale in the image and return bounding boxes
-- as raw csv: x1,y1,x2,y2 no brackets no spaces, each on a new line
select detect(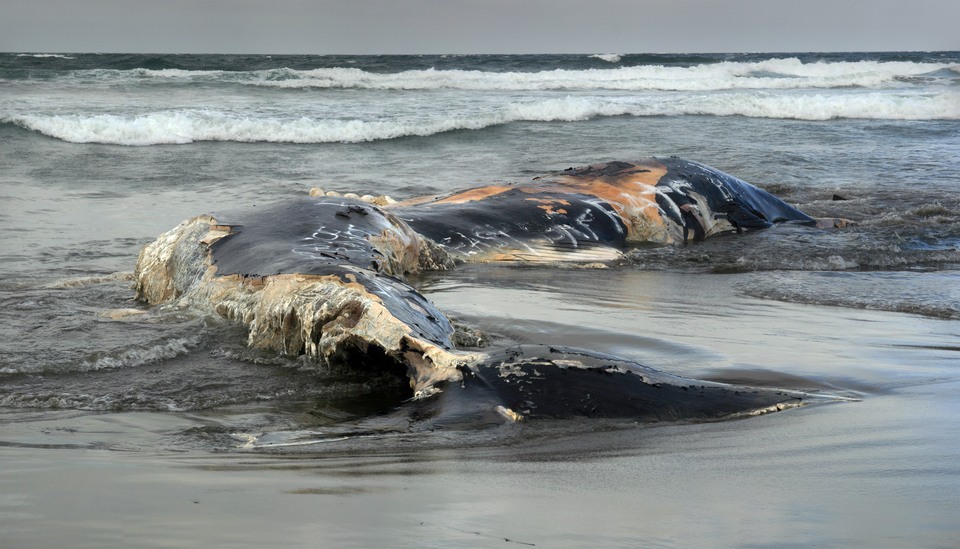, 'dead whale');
133,158,847,423
387,157,851,262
